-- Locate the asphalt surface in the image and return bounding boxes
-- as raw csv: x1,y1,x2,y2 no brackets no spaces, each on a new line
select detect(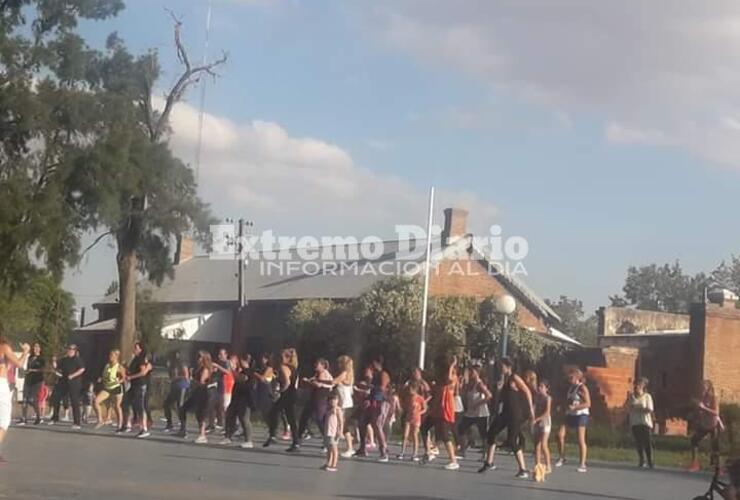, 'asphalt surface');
0,423,711,500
